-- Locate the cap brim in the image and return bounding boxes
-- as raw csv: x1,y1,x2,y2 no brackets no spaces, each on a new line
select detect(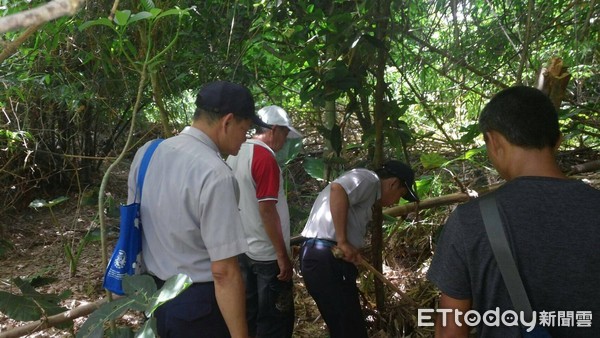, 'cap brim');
252,116,272,129
287,126,303,139
403,182,419,202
